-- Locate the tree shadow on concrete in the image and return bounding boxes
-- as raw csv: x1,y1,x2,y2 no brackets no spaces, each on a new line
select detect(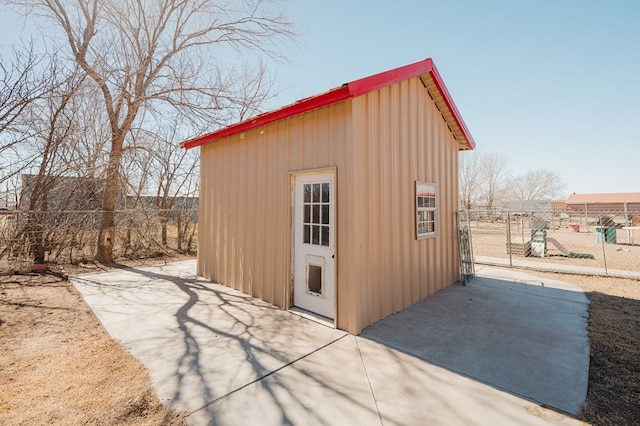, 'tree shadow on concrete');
103,262,381,425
